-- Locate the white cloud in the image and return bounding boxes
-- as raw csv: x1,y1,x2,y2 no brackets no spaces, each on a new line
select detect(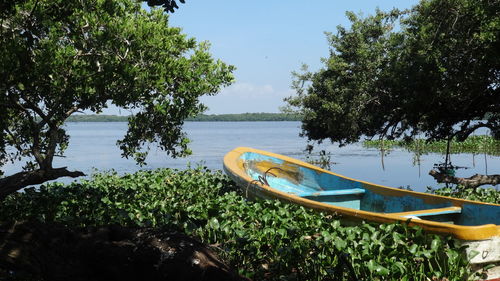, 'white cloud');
200,82,295,114
219,82,277,98
78,83,296,115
